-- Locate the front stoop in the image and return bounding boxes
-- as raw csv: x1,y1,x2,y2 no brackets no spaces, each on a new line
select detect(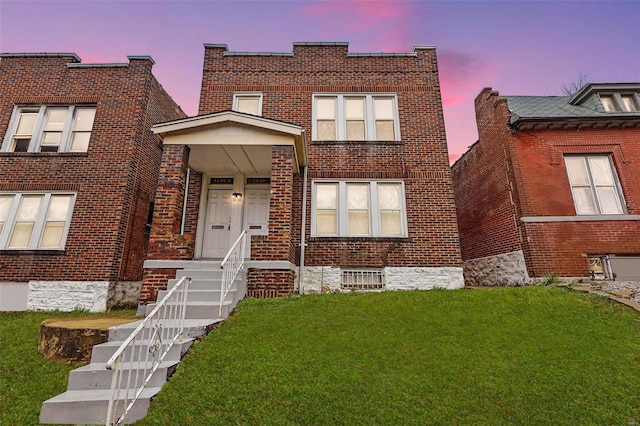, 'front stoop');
40,267,245,424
